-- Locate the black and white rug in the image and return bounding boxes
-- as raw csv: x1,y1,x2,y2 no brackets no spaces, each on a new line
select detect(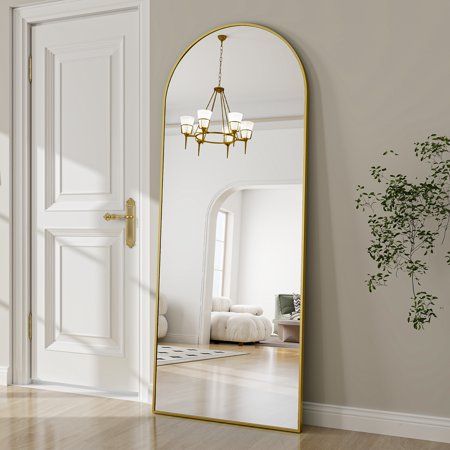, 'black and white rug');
157,345,247,366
